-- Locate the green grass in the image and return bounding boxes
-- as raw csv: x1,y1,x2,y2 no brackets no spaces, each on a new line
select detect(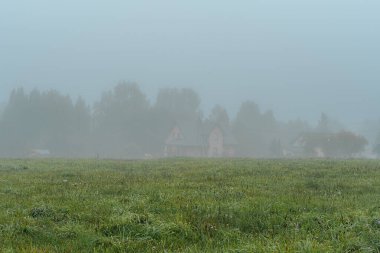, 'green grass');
0,158,380,252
